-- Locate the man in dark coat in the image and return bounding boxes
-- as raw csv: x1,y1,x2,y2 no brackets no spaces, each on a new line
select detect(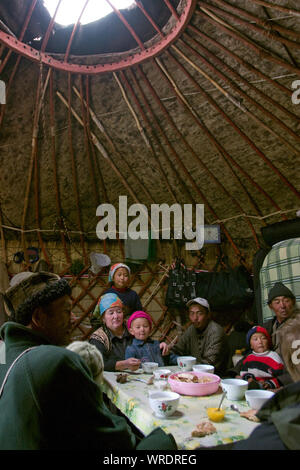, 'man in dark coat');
0,271,176,451
263,282,299,387
263,282,297,353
